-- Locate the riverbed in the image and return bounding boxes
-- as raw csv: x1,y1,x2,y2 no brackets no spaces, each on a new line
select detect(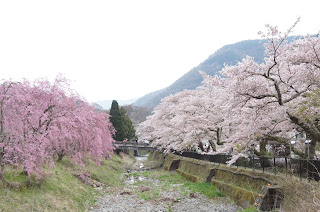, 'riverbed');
90,154,241,212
